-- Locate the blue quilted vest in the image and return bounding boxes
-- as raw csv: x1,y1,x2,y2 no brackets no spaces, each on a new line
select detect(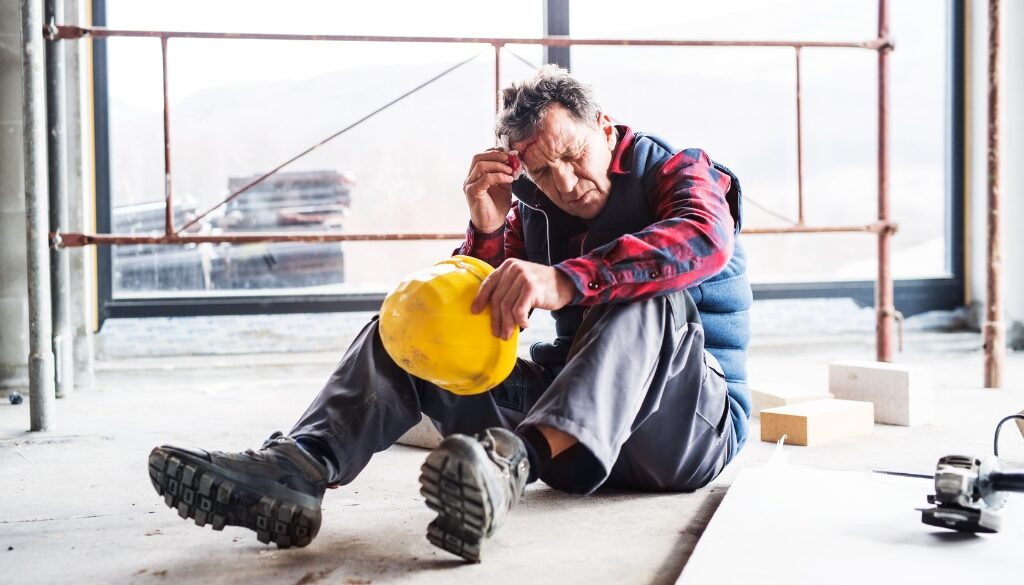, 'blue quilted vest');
512,131,753,451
